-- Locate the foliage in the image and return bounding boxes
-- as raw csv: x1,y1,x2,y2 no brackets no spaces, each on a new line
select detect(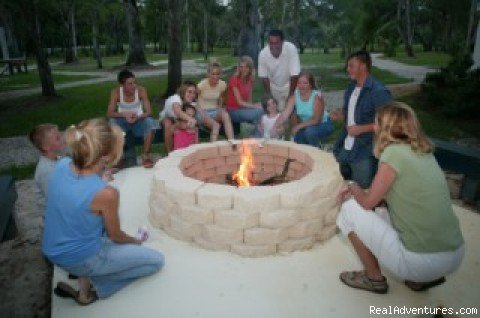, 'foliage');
421,54,480,119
